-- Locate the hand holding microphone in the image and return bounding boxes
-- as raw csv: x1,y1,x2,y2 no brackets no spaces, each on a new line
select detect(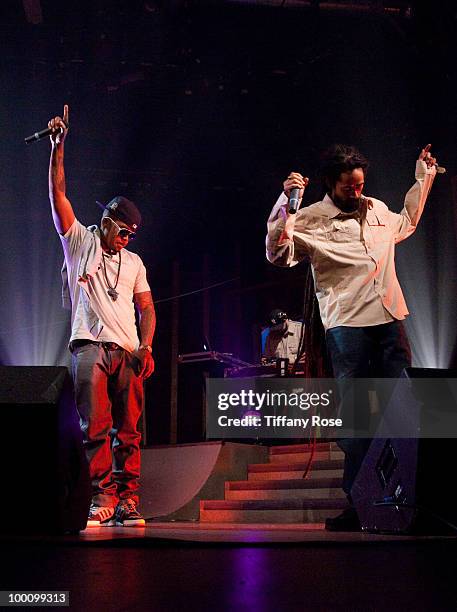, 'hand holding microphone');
24,104,69,145
283,172,309,214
